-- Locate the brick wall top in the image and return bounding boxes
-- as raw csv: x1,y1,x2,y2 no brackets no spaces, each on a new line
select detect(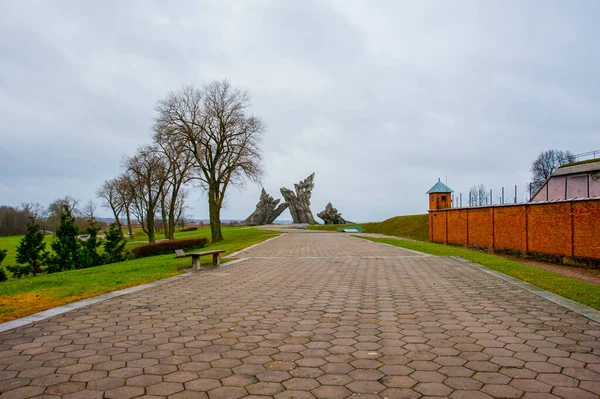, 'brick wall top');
428,197,600,213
